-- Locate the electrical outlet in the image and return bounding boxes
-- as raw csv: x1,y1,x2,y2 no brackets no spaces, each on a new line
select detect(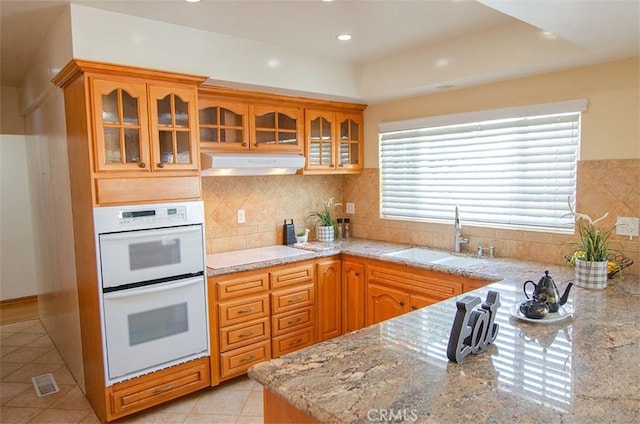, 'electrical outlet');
616,217,639,237
237,210,245,224
346,202,355,214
